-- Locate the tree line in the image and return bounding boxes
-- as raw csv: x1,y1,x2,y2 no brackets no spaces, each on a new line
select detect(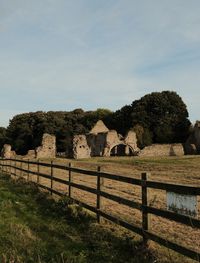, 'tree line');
0,91,191,155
